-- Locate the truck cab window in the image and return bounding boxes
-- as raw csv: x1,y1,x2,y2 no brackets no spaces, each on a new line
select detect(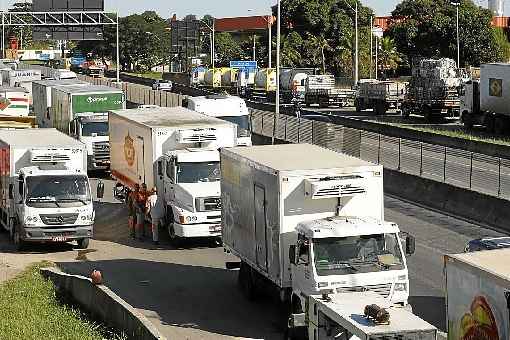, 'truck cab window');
298,239,310,265
166,160,175,183
157,161,163,177
18,176,24,197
